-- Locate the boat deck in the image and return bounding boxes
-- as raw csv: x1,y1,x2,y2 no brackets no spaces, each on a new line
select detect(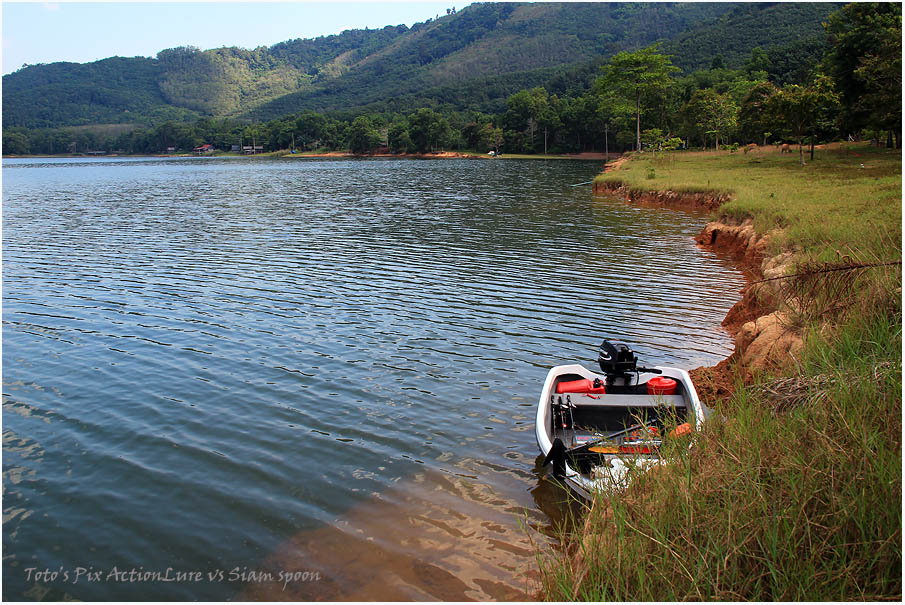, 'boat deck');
550,395,688,449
